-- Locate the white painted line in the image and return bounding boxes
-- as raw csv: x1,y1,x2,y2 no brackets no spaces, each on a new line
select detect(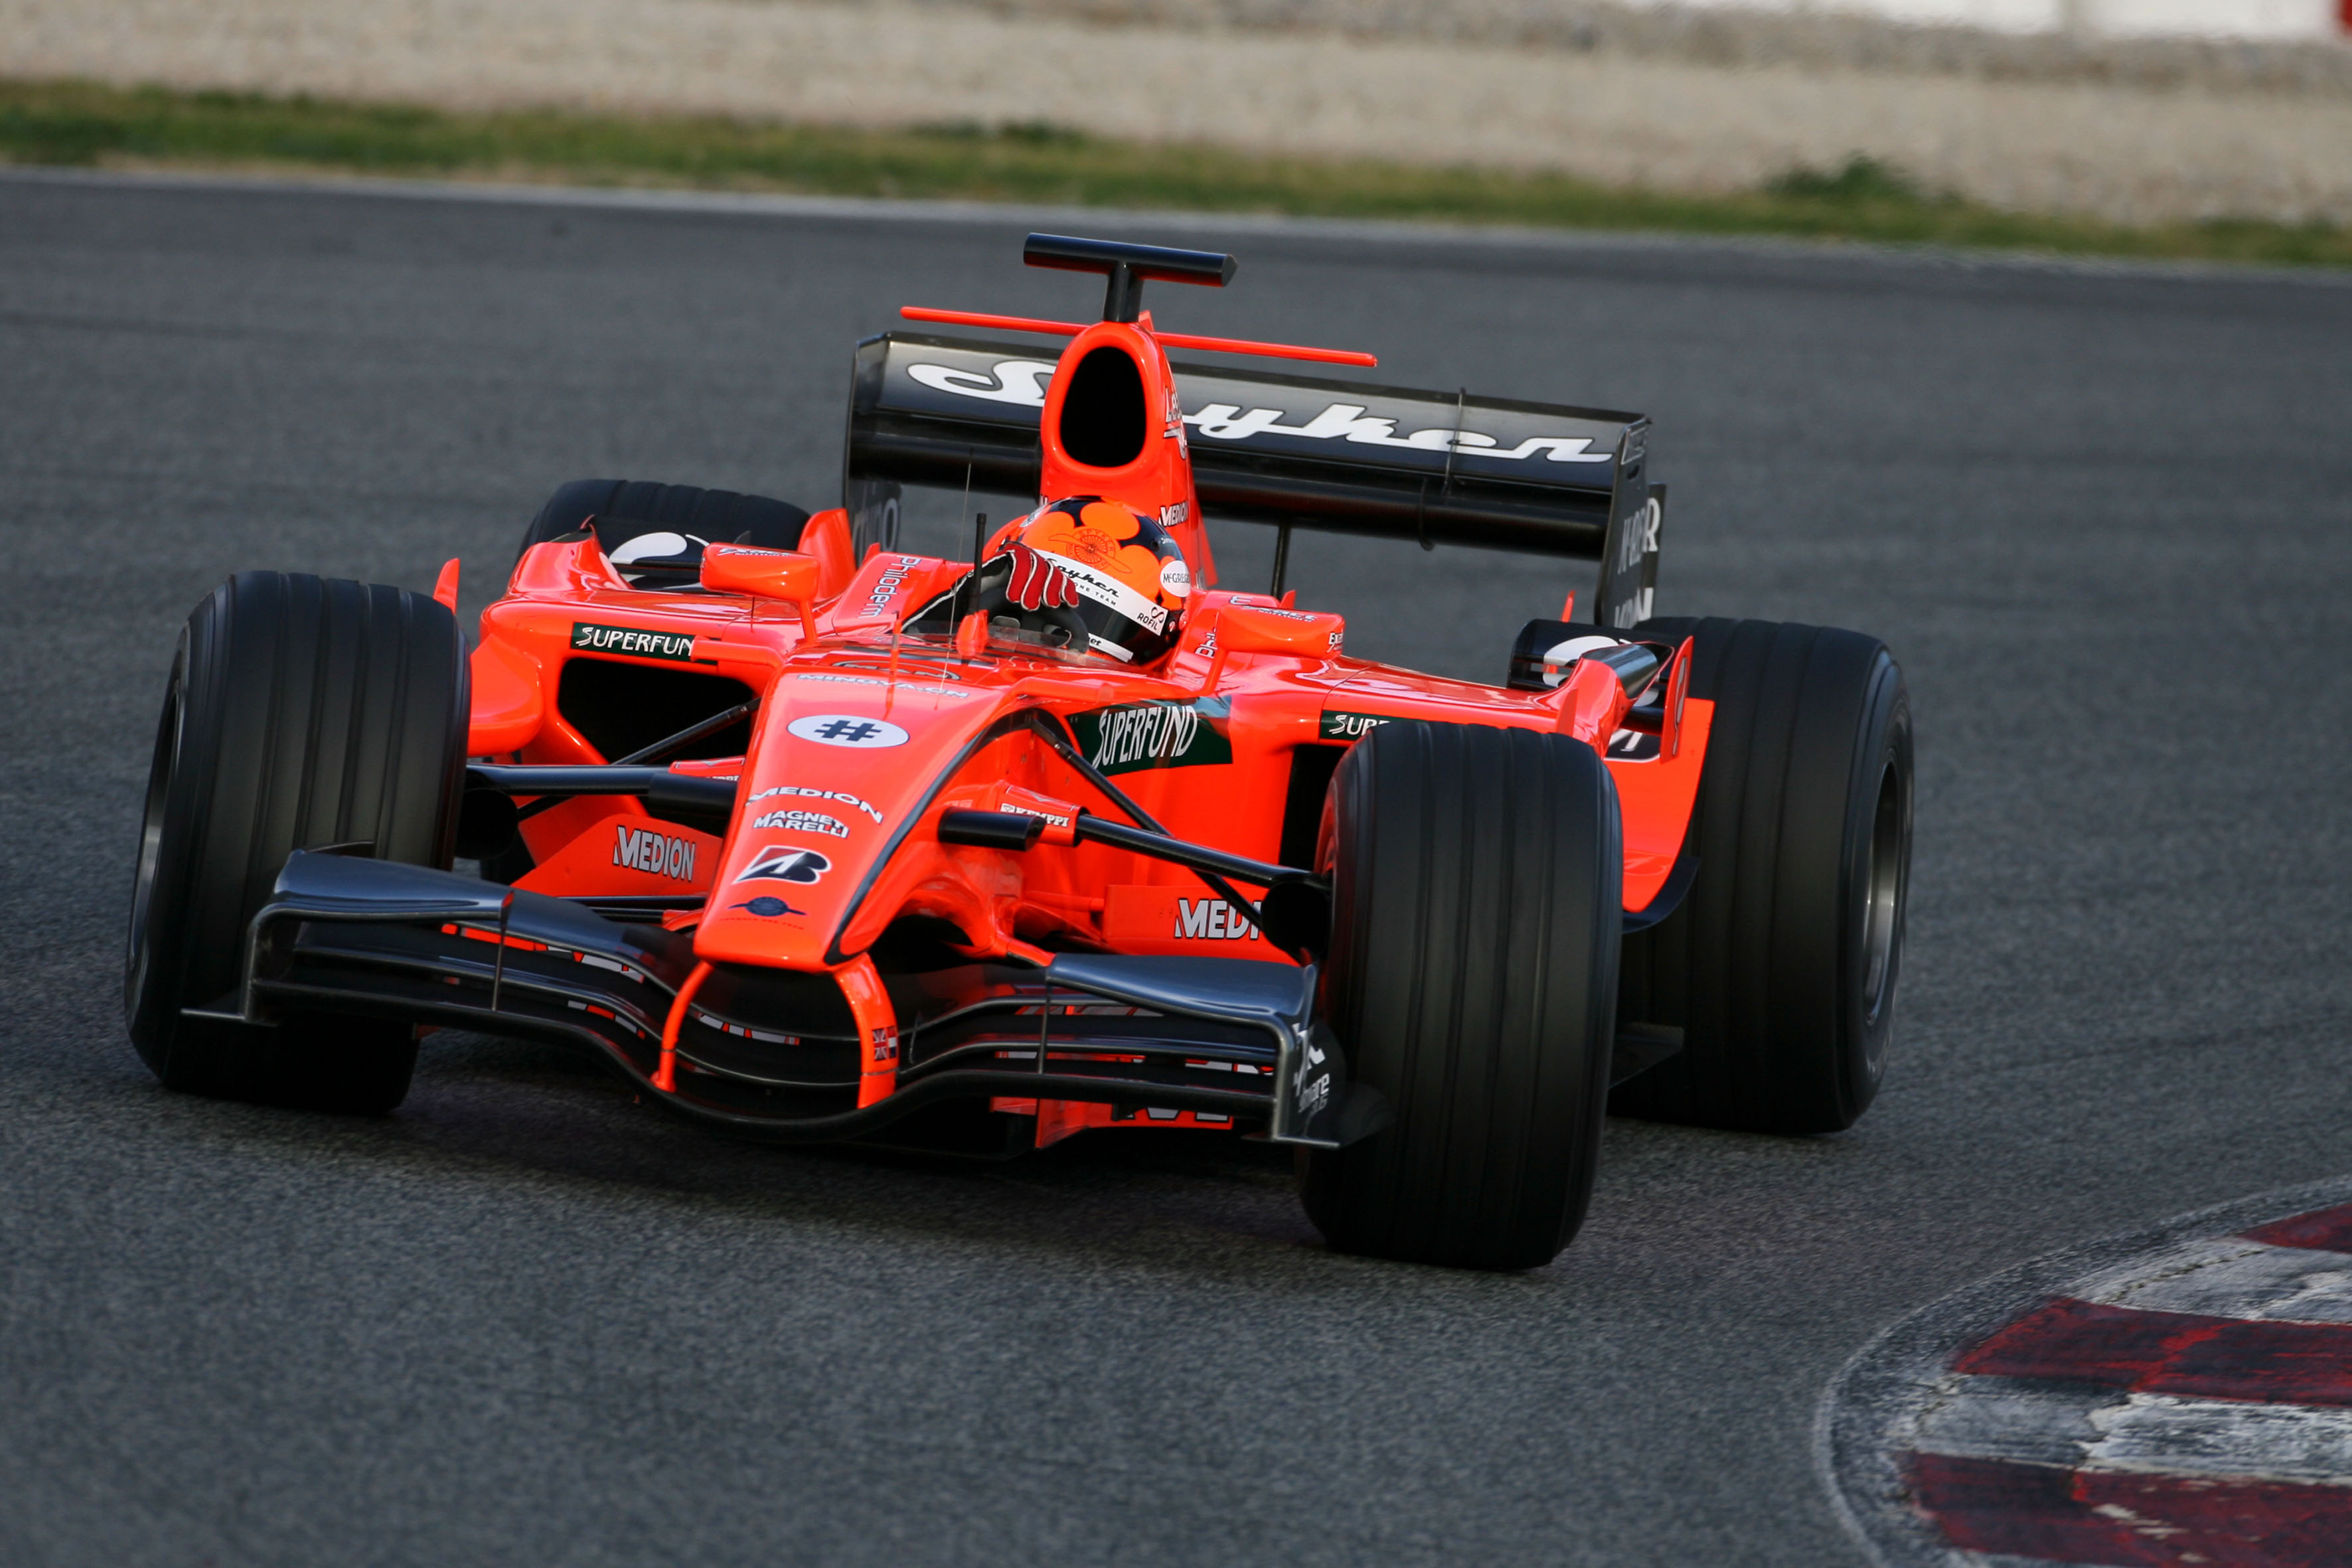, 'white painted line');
1911,1374,2352,1488
1908,1374,2104,1469
2073,1237,2352,1324
2095,1393,2352,1486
